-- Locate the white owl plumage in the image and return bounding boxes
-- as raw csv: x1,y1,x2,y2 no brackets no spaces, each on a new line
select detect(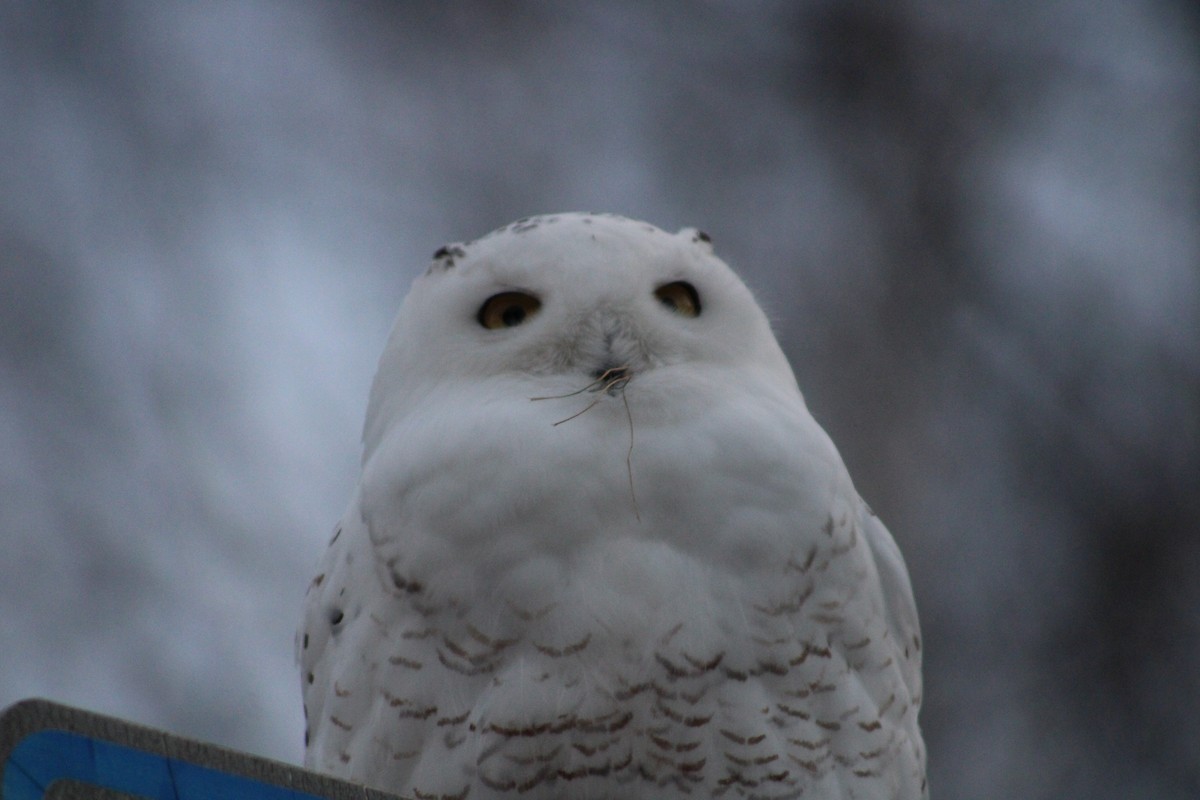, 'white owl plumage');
300,213,927,799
